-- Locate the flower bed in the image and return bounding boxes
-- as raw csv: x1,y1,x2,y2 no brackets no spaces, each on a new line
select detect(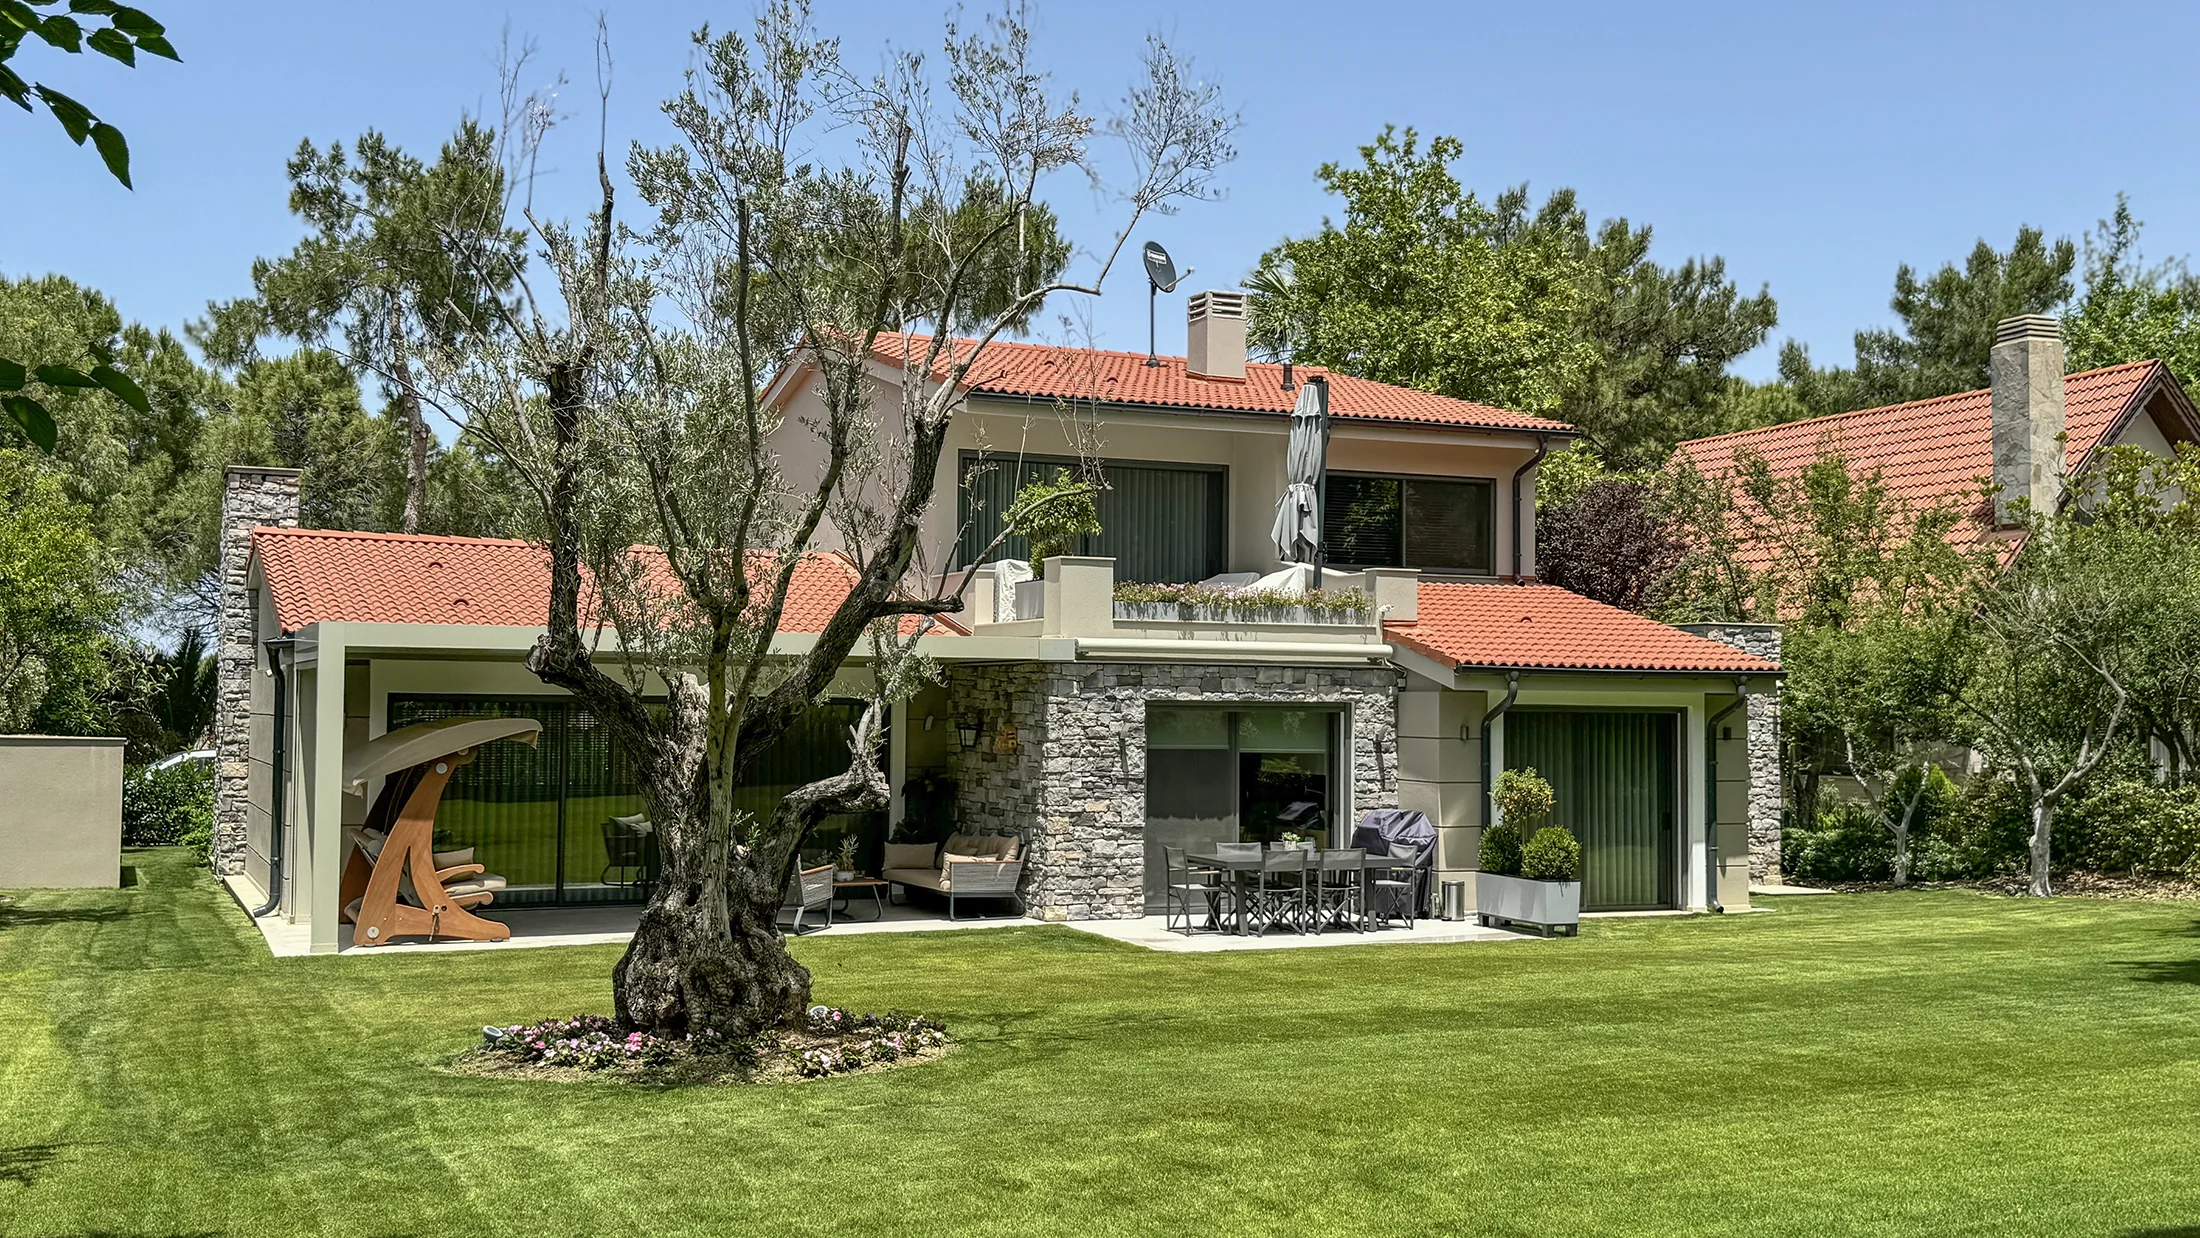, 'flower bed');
461,1006,950,1084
